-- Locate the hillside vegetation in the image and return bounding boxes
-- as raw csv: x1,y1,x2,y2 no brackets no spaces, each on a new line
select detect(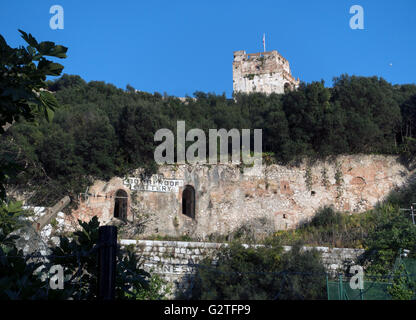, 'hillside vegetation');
1,74,416,205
